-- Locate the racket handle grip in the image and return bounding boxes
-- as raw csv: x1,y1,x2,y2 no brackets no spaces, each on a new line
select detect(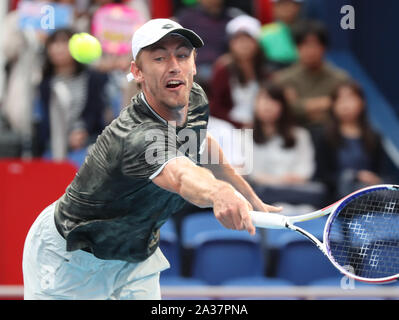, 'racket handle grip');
249,211,288,229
